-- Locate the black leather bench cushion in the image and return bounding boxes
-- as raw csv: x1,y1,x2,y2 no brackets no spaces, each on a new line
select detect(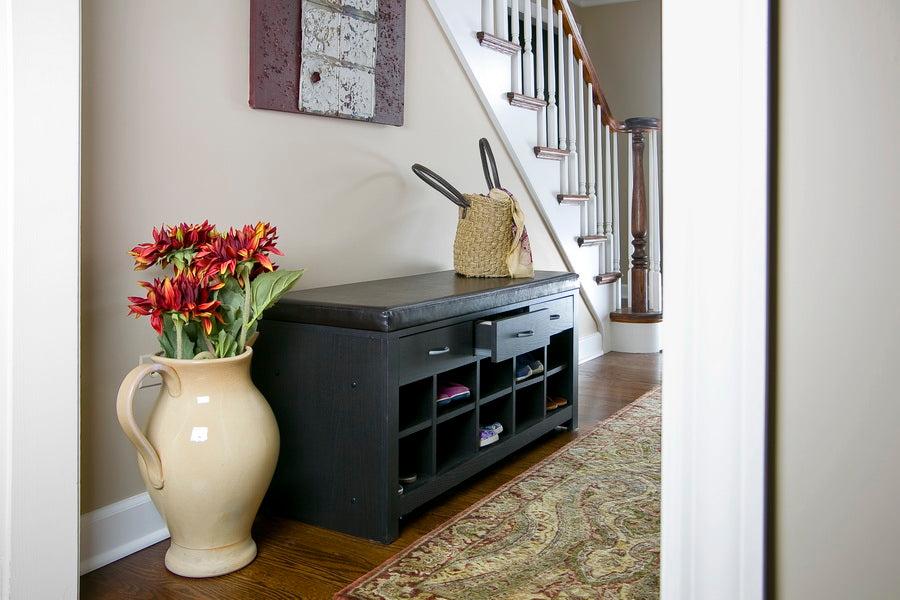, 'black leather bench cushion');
263,270,579,332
